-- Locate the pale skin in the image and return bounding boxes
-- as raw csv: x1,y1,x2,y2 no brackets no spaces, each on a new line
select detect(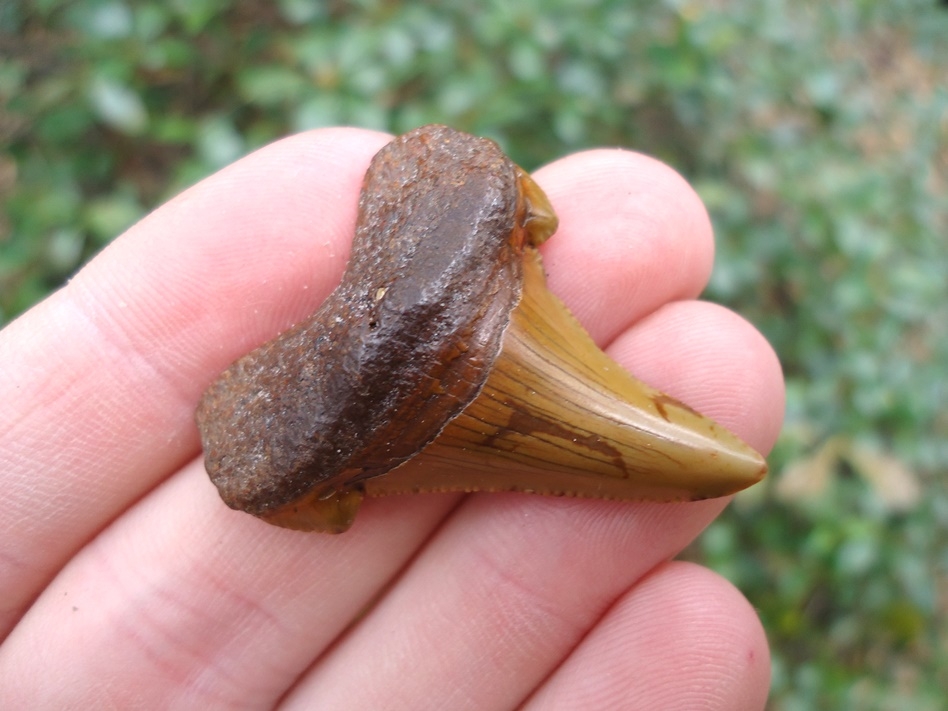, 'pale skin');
0,128,784,709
